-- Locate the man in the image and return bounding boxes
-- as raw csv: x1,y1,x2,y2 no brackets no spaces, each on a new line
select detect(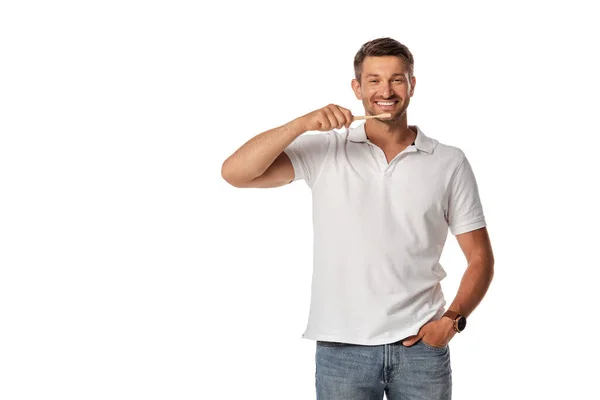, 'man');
221,37,494,400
